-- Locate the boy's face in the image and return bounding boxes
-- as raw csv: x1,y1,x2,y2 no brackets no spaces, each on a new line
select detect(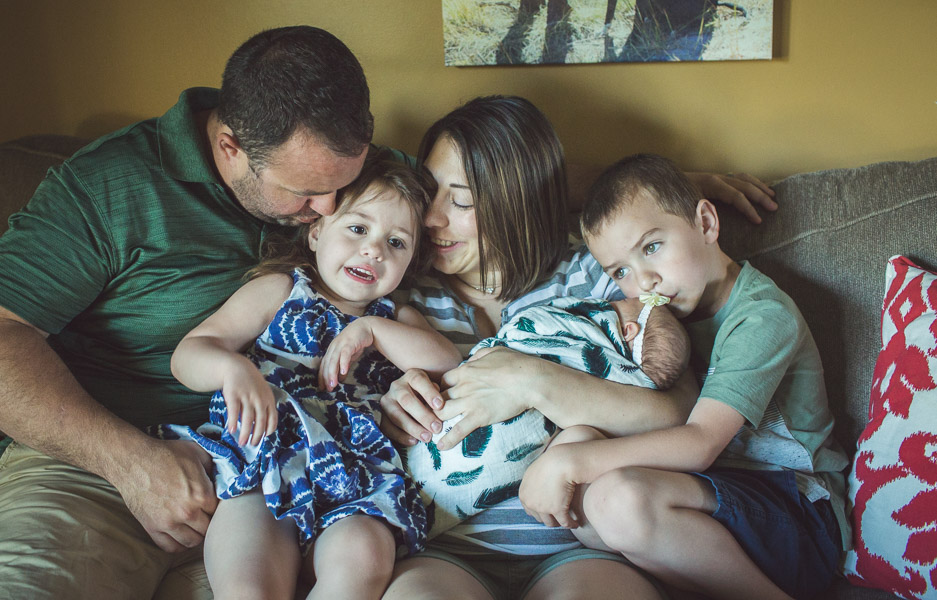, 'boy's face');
587,189,716,320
